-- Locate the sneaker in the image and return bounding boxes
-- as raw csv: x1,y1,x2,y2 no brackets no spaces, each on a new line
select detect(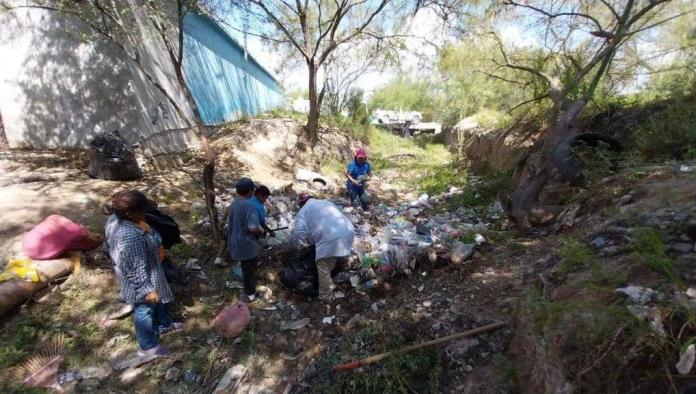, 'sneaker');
159,322,184,335
213,257,227,267
137,344,169,357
